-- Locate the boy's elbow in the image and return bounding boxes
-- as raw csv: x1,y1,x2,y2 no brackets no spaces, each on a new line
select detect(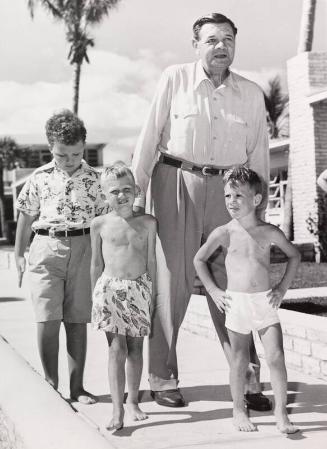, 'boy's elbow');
193,257,201,272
